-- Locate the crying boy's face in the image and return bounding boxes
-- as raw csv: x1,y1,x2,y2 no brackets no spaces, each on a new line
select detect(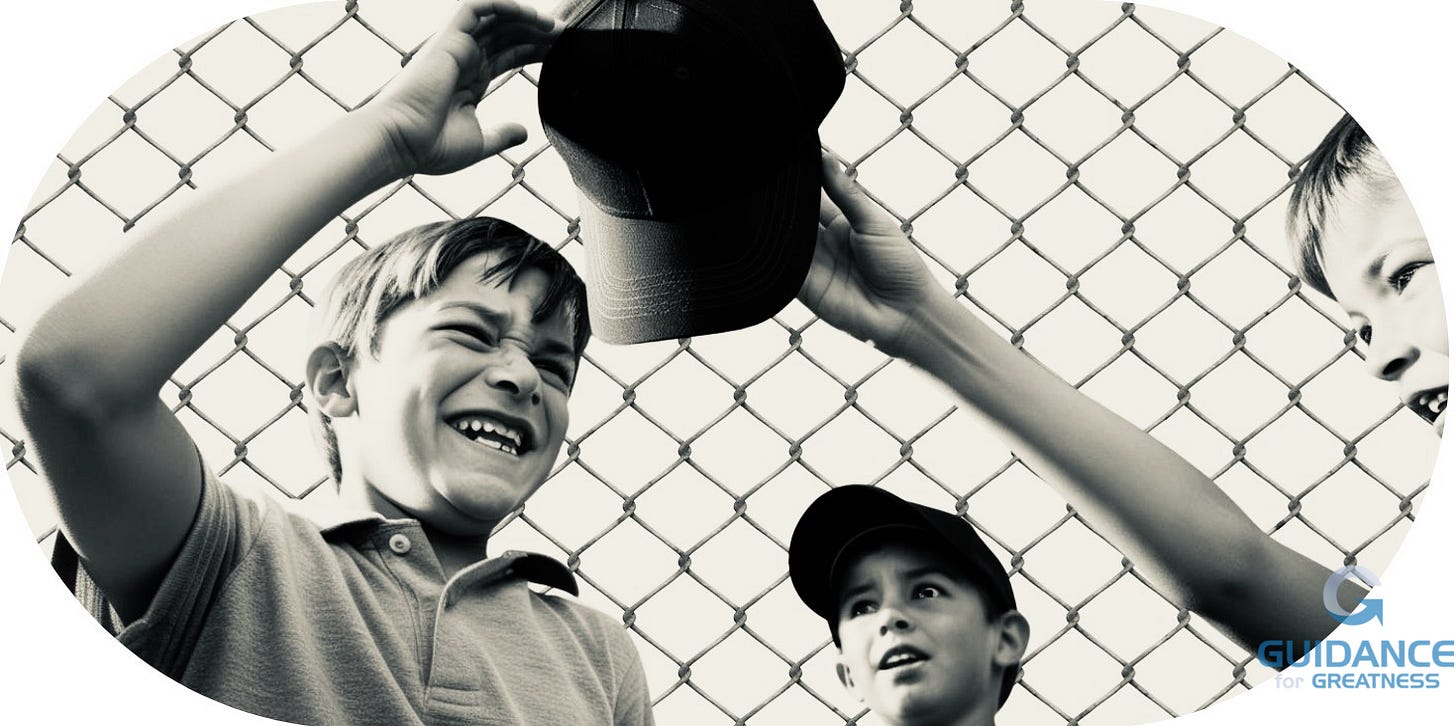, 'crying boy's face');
1318,181,1447,434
